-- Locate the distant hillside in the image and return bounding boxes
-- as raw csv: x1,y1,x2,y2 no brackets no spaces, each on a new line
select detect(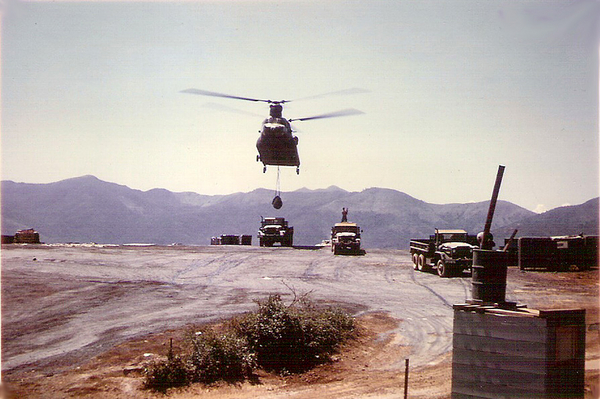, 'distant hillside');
494,198,599,238
2,175,596,248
